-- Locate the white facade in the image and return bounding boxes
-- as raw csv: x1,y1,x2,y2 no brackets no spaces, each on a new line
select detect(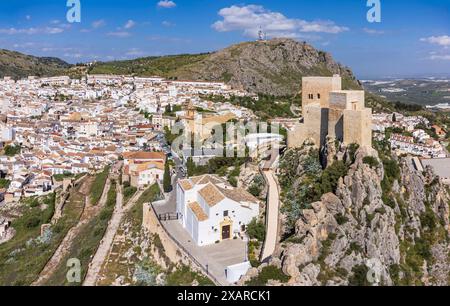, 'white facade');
176,175,259,247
